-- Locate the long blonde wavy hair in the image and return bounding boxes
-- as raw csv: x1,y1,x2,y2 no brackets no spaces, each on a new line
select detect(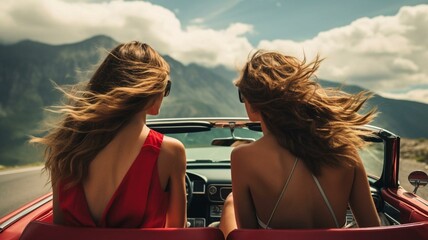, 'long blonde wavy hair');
31,41,170,186
235,50,377,176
